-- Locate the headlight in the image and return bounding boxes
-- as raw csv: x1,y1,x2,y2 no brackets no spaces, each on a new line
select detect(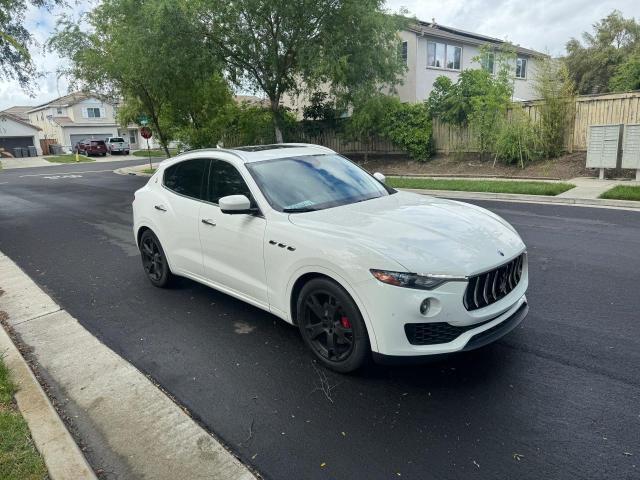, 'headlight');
370,269,465,290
